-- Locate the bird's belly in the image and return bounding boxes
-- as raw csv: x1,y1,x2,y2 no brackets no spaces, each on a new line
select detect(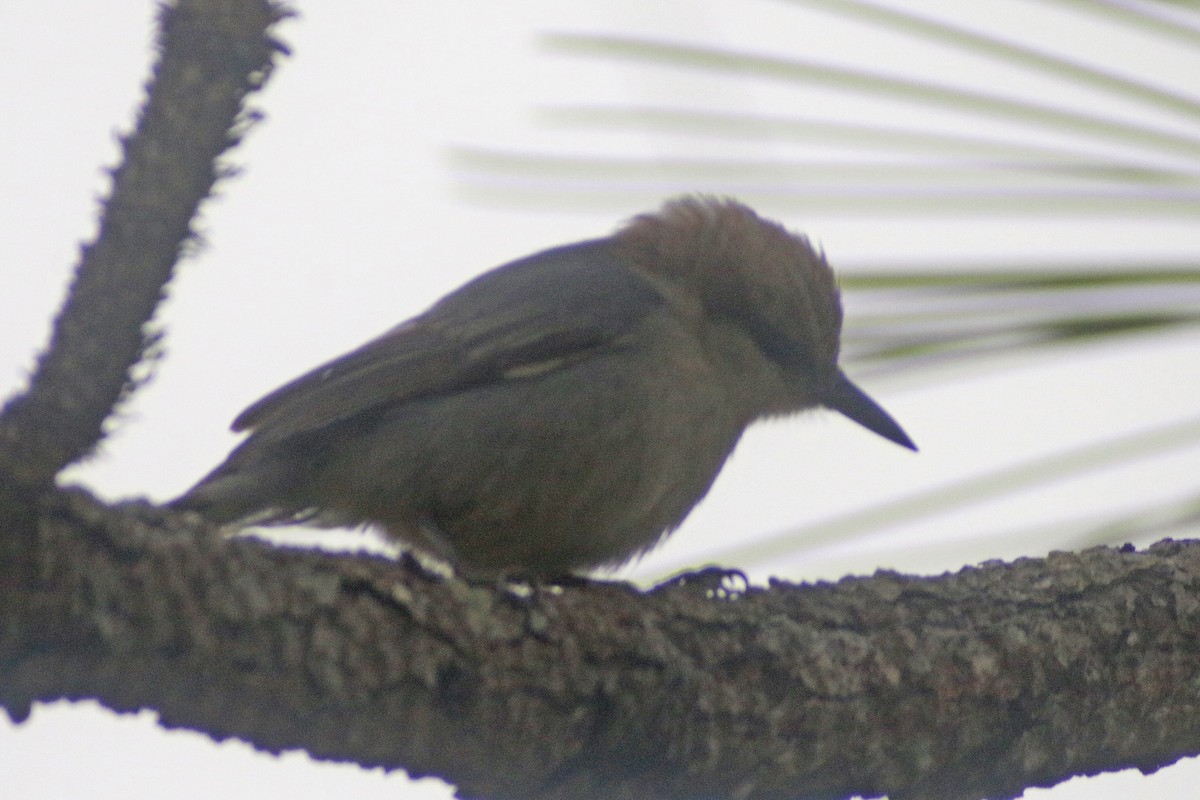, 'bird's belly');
335,350,743,575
